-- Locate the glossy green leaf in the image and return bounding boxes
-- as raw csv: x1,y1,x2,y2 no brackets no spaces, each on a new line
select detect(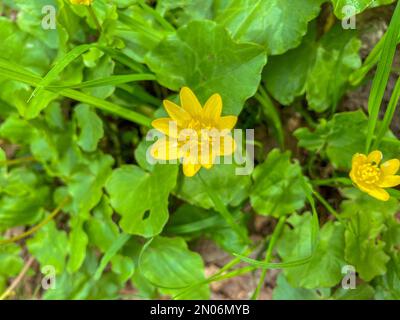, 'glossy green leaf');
250,149,310,217
216,0,323,55
140,236,209,299
145,20,267,115
277,213,346,289
27,221,69,274
106,164,178,237
340,188,395,281
175,163,251,210
74,104,104,152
